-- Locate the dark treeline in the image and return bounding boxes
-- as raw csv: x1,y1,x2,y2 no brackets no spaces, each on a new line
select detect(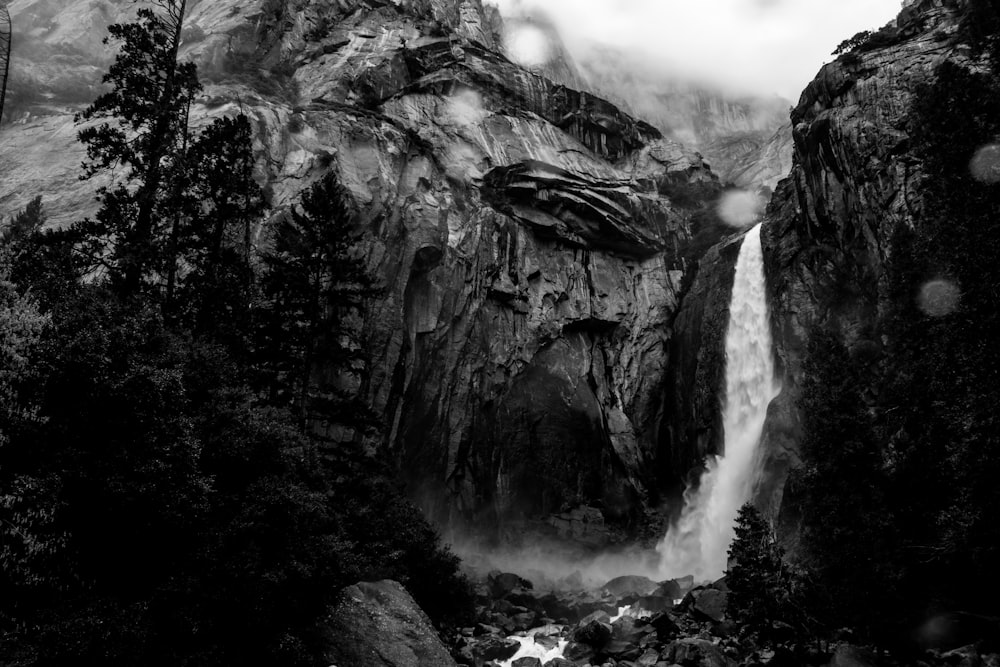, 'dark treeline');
726,0,1000,653
0,2,470,665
